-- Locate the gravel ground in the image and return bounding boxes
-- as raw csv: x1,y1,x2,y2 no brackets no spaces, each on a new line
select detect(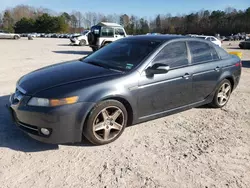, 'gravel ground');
0,38,250,188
